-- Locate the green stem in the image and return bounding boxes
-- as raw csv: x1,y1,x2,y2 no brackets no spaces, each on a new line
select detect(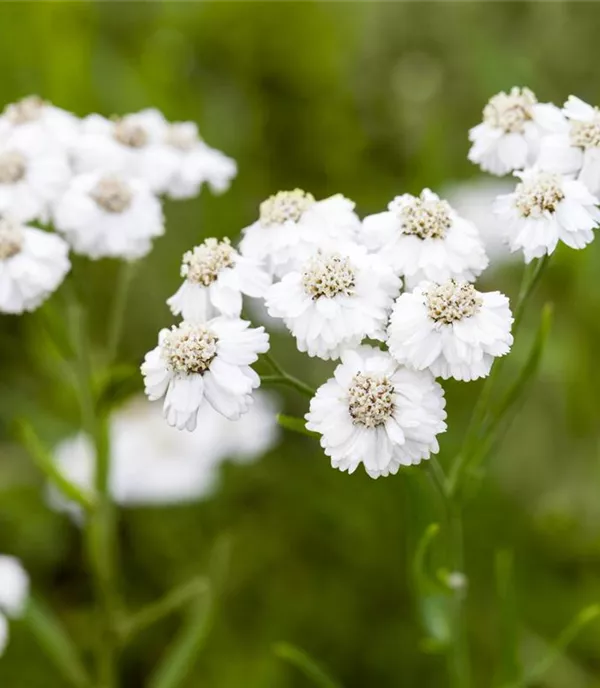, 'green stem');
106,262,137,366
261,374,316,398
273,642,342,688
449,505,470,688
